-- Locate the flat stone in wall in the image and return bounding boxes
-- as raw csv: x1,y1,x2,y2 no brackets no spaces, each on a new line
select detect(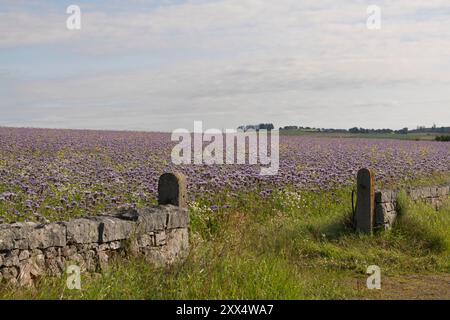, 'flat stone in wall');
375,189,398,204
